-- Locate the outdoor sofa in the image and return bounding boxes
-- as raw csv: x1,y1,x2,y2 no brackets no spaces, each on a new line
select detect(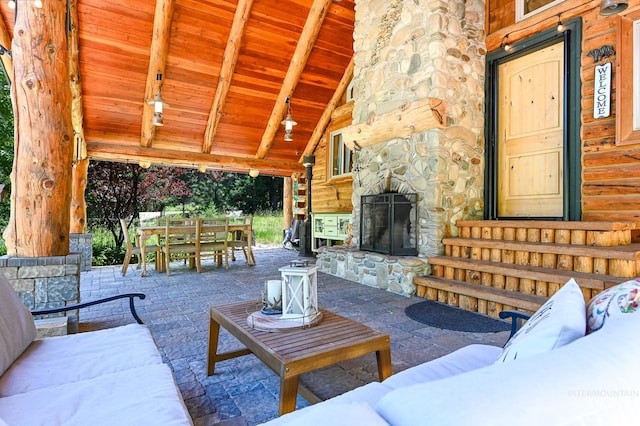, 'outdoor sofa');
0,274,193,426
262,278,640,425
